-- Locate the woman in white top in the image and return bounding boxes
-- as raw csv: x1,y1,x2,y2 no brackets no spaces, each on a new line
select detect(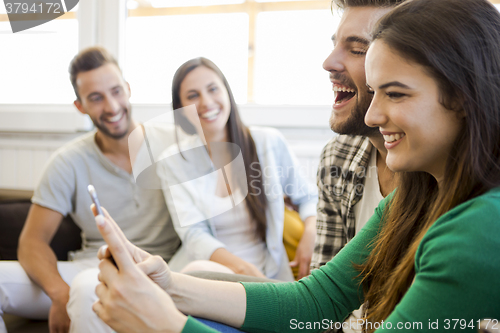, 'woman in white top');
158,57,317,281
